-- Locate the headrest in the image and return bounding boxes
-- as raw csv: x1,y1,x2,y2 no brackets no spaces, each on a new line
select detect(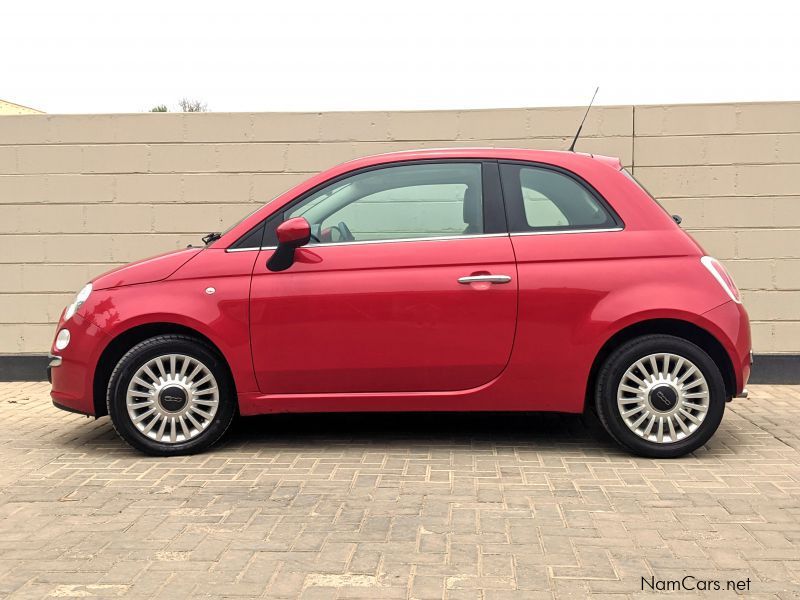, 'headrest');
462,185,482,229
